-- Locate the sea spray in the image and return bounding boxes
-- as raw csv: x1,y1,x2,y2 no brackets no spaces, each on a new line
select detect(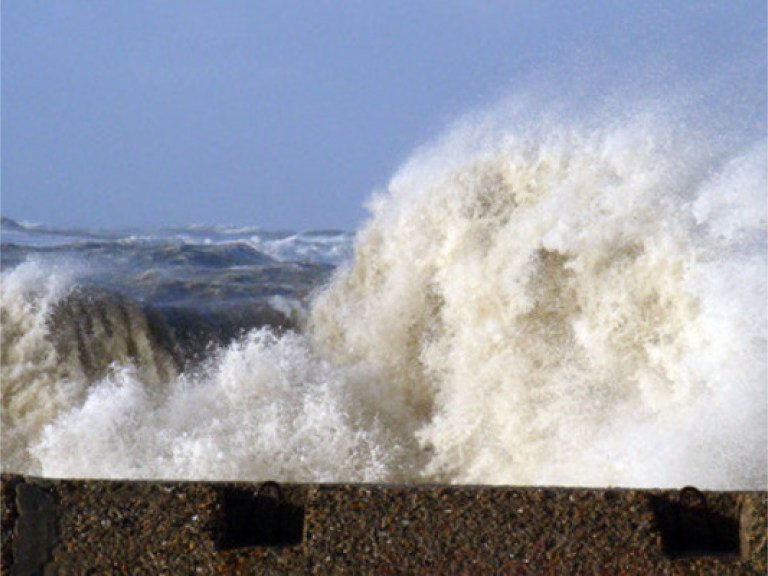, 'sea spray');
310,99,767,489
2,94,765,488
0,260,182,473
1,261,88,473
29,330,401,481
